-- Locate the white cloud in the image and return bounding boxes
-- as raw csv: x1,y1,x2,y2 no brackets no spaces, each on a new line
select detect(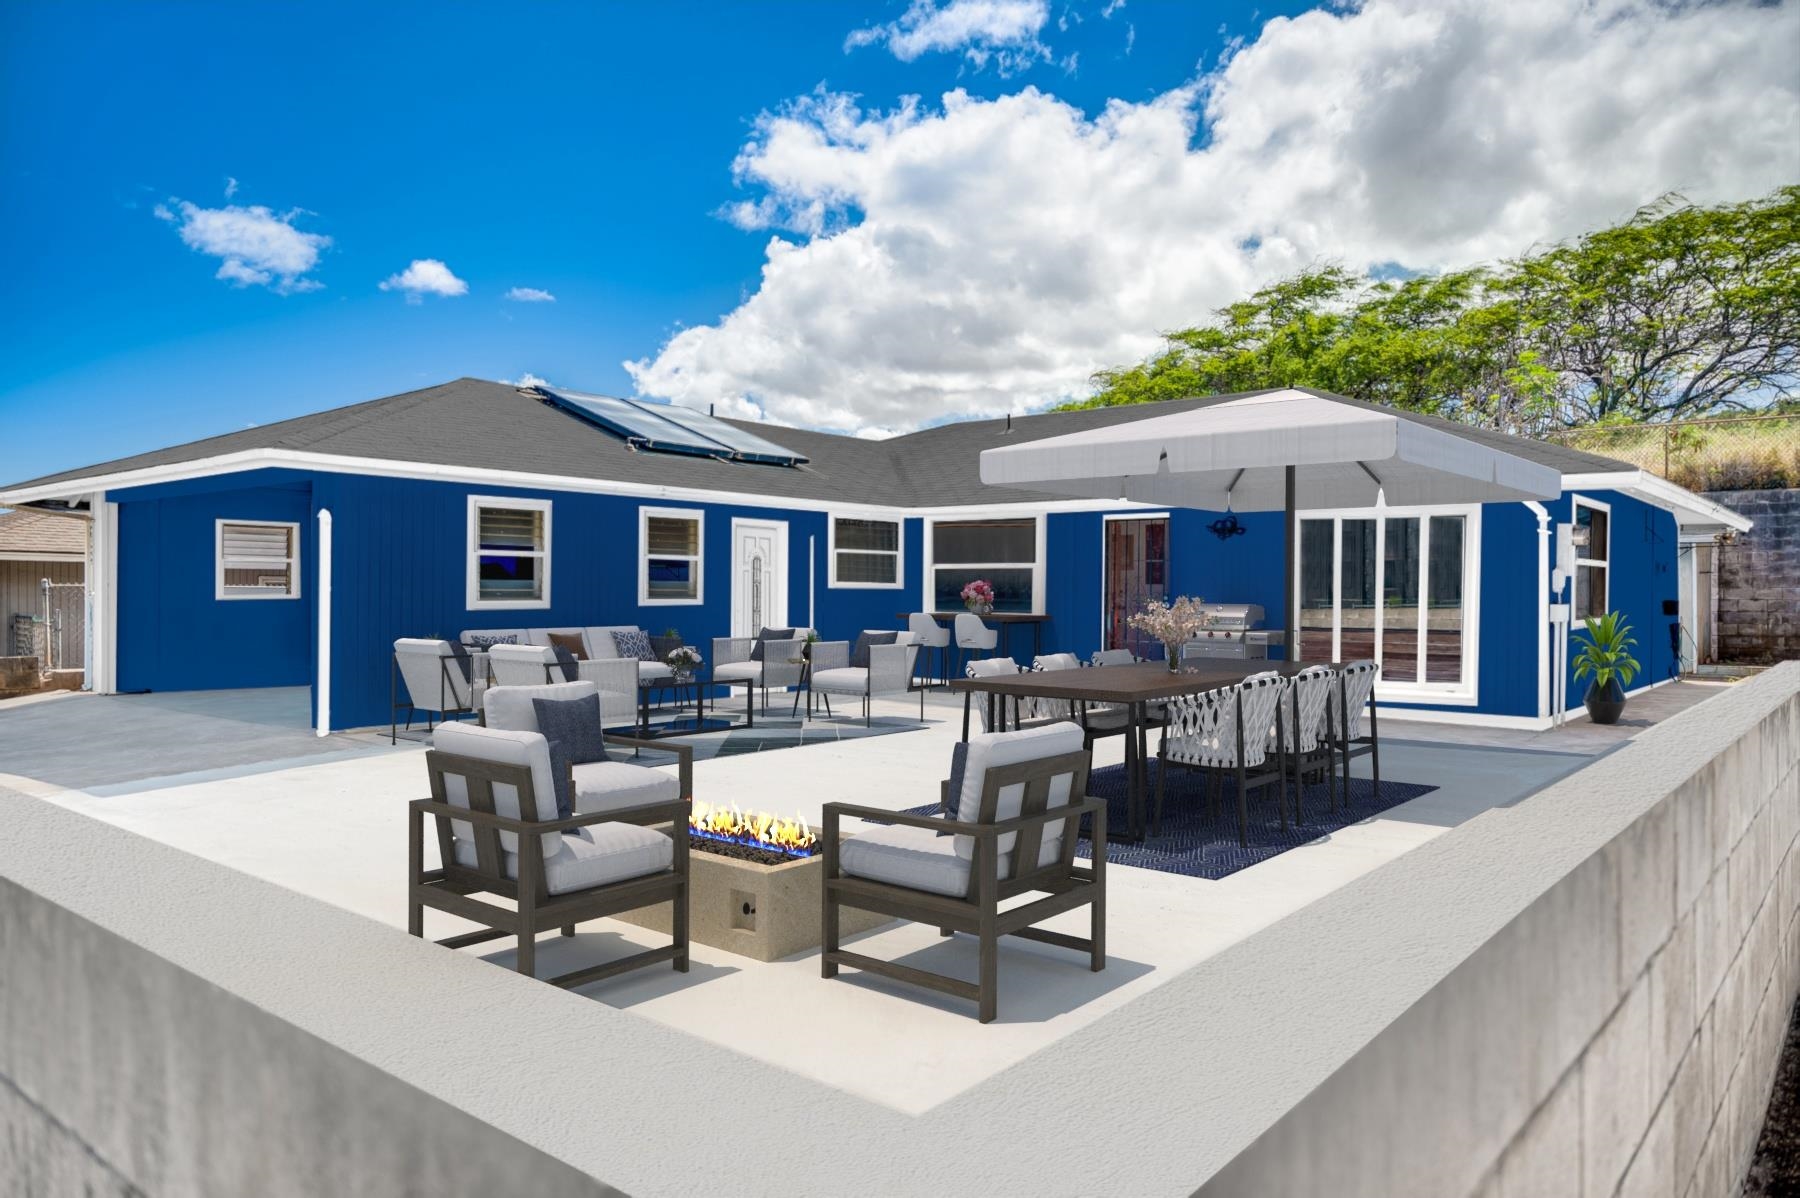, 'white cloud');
847,0,1052,75
155,198,329,293
504,286,556,303
630,0,1800,435
224,176,239,198
379,258,469,303
1100,0,1124,17
505,372,553,388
